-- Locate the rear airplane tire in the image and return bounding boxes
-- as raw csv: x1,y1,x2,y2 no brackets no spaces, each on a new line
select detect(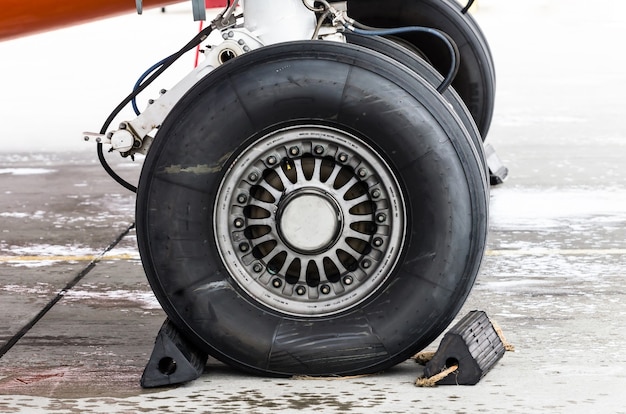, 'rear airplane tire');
347,0,496,139
136,41,488,376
